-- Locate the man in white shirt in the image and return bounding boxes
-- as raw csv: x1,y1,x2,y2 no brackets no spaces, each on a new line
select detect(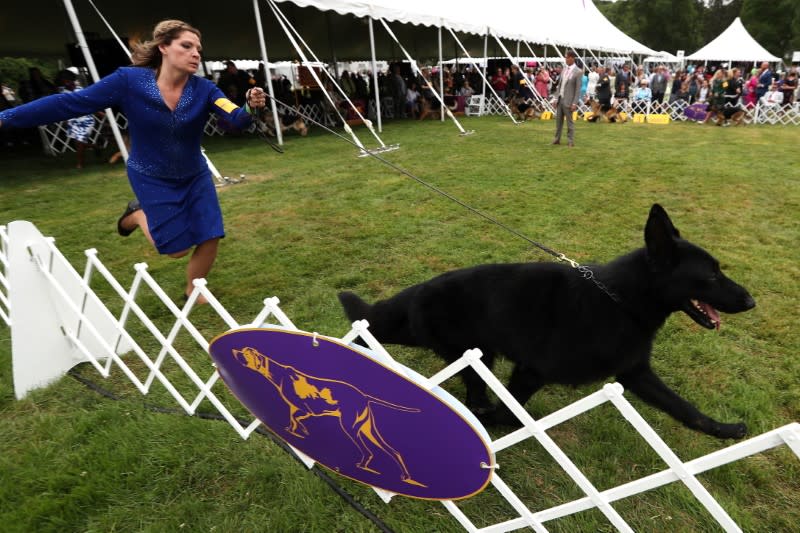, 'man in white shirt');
760,82,784,107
